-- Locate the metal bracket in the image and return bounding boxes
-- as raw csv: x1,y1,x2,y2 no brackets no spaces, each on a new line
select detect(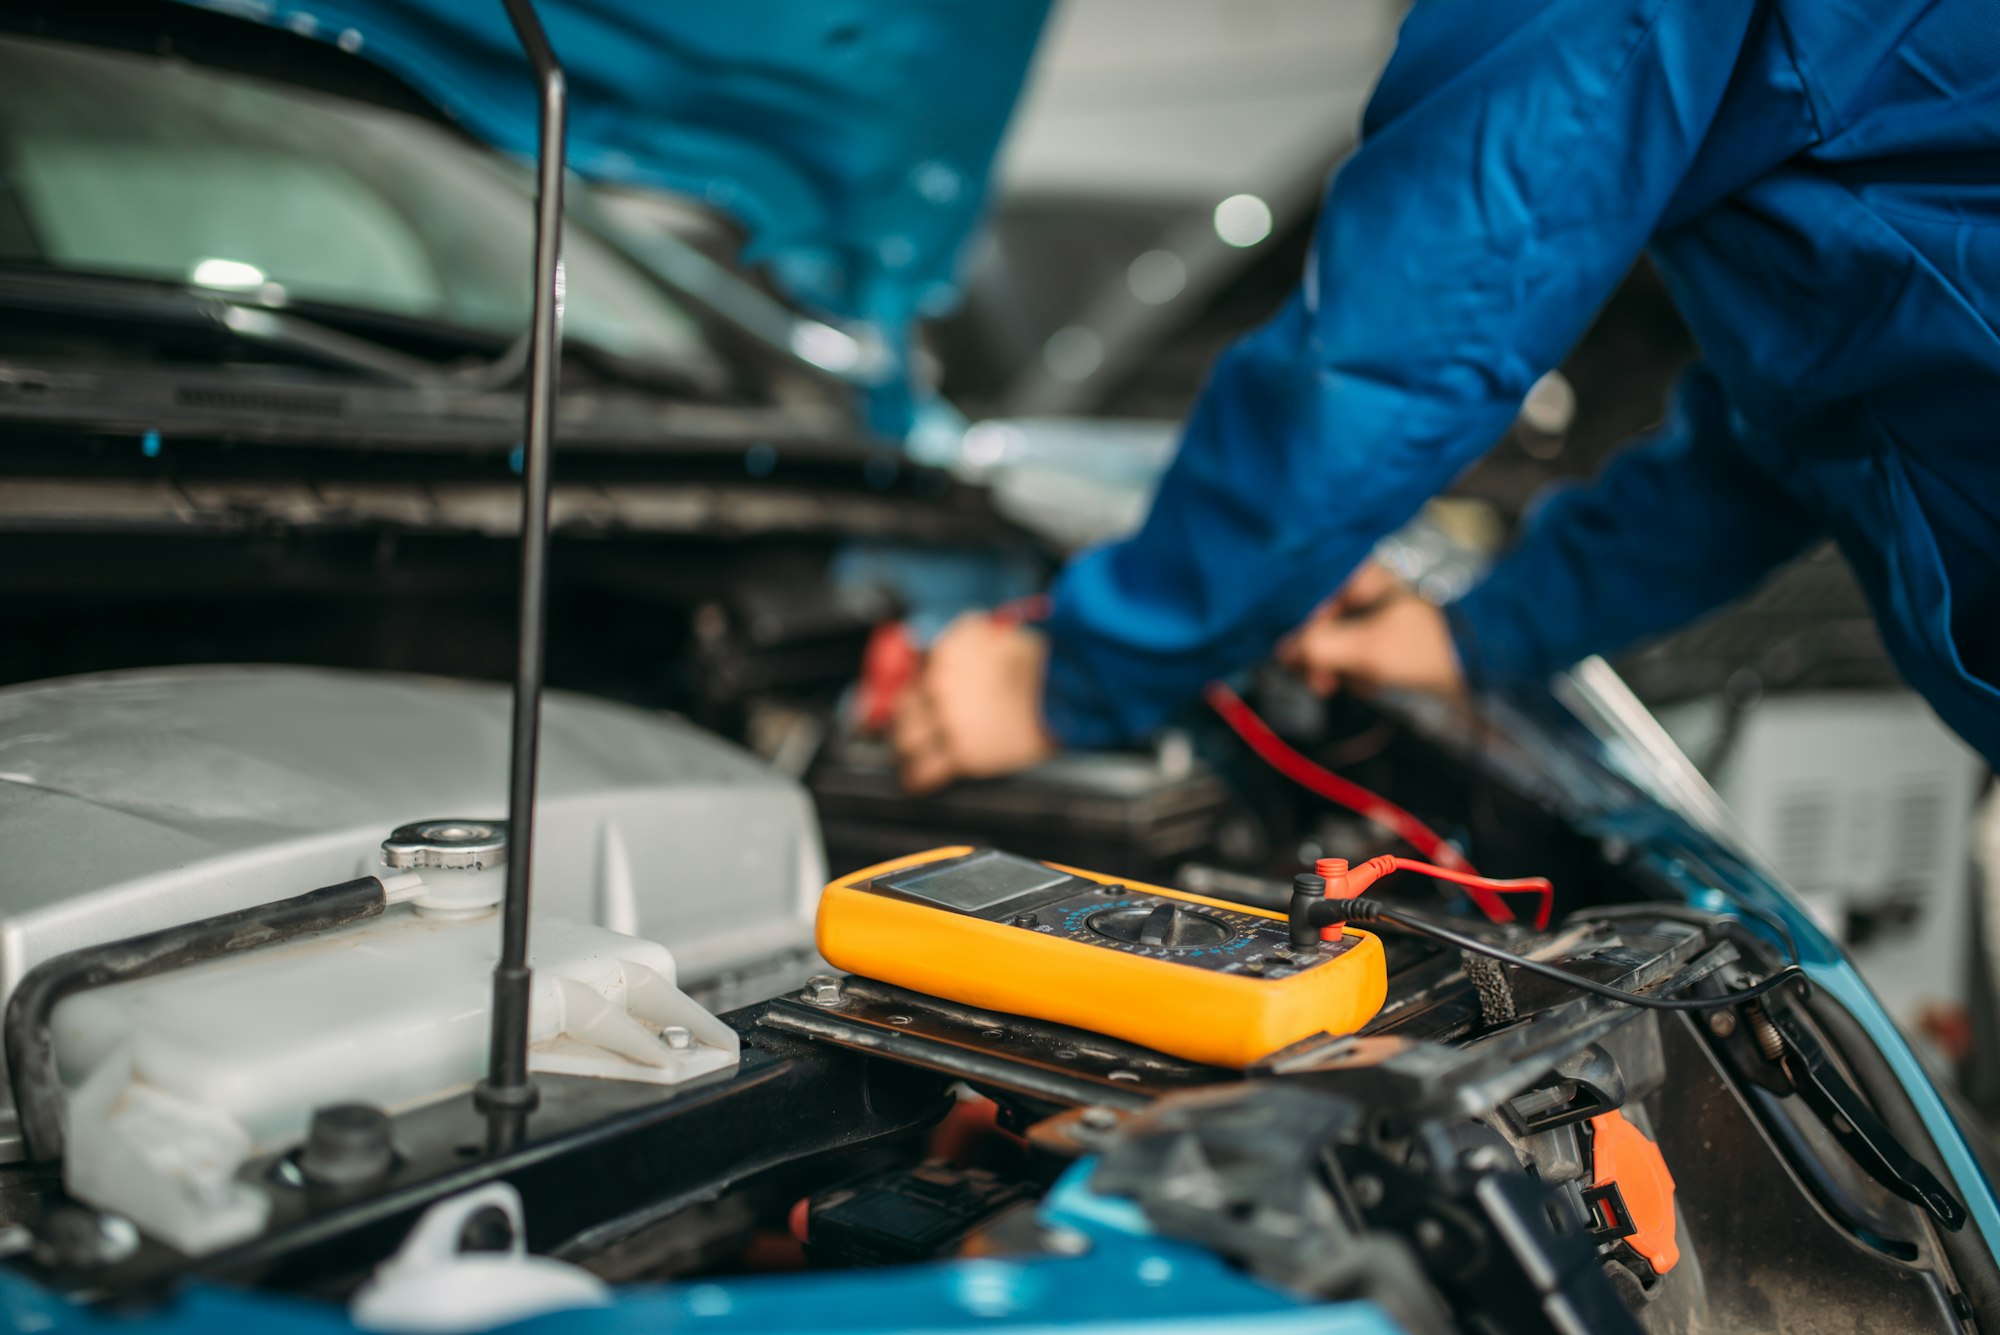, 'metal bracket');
1768,999,1967,1231
760,976,1222,1110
